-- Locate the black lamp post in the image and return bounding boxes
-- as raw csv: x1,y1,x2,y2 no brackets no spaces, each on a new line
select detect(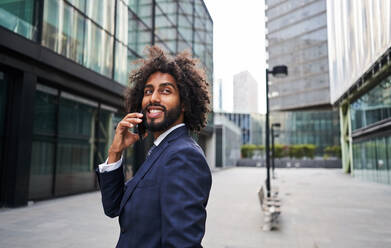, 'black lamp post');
265,65,287,198
271,123,281,179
